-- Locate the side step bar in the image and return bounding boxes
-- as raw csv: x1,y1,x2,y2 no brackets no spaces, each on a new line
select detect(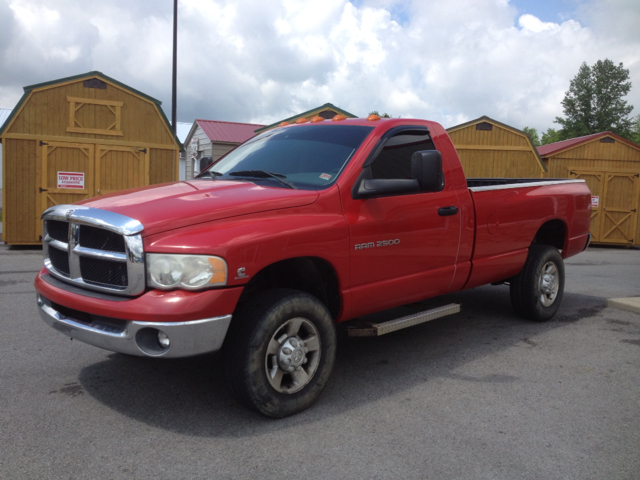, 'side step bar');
347,303,461,337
